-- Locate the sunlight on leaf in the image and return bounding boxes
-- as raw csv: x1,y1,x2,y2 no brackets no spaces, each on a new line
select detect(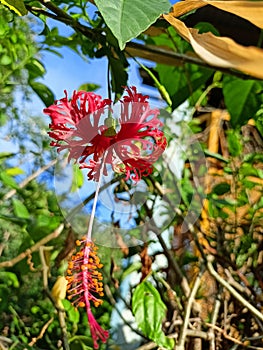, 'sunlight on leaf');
0,0,27,16
169,0,263,29
163,14,263,79
94,0,171,50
